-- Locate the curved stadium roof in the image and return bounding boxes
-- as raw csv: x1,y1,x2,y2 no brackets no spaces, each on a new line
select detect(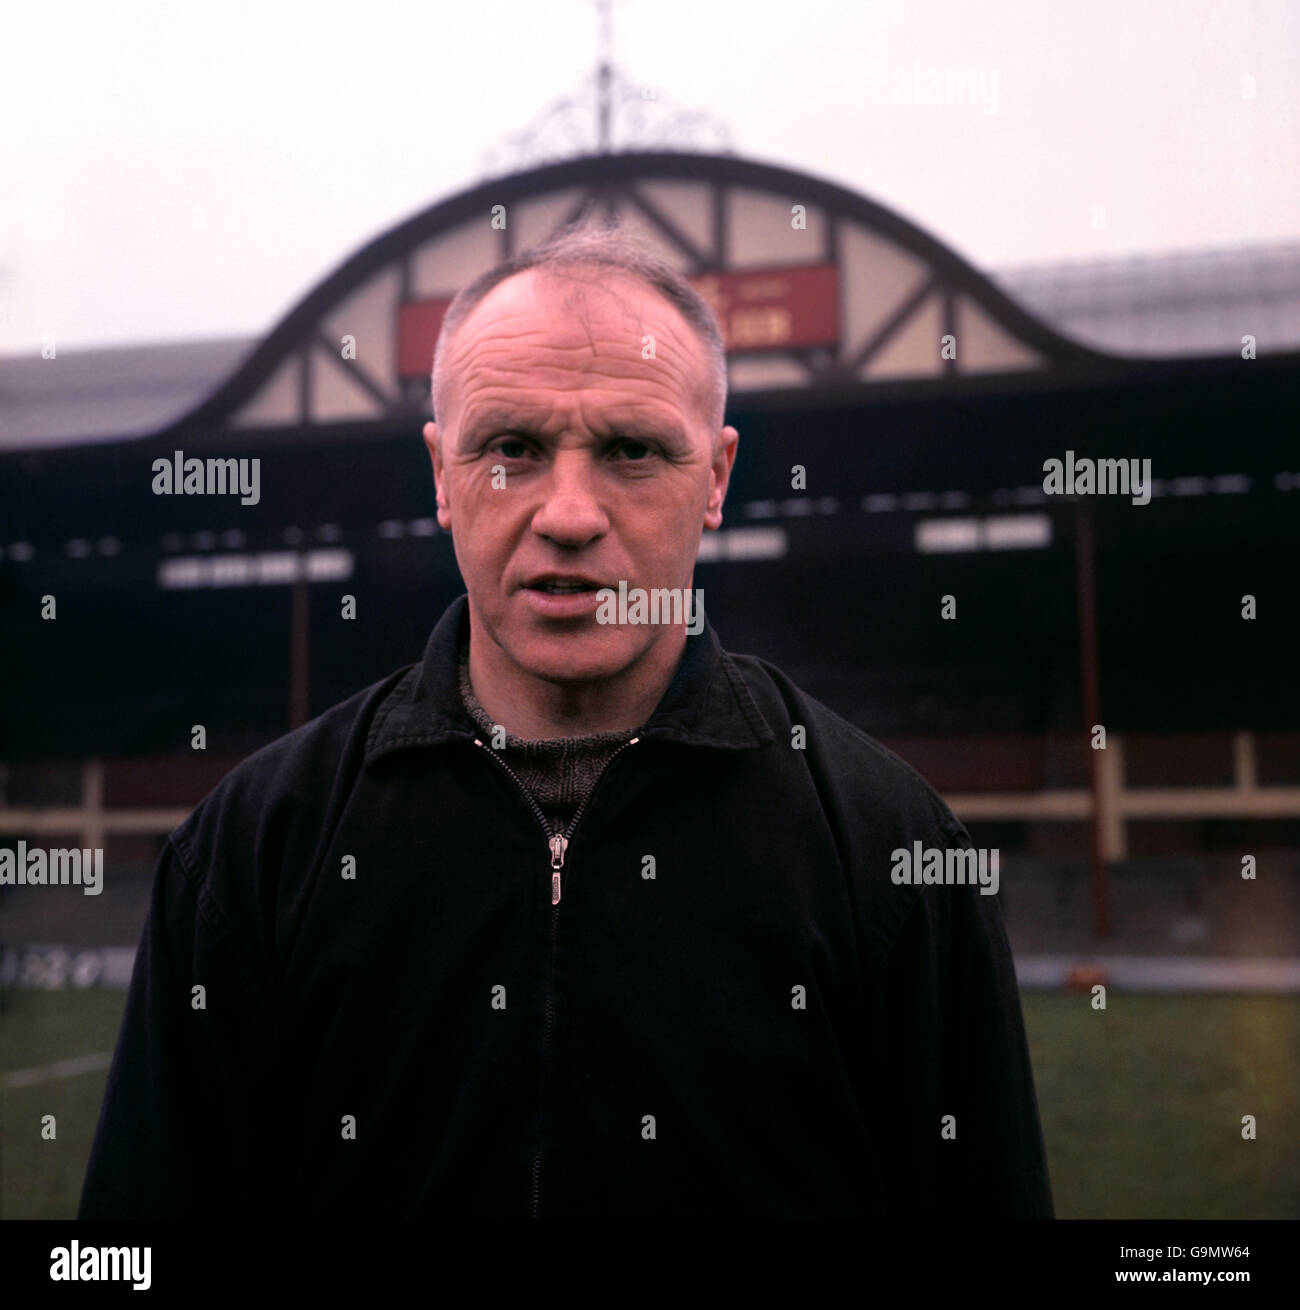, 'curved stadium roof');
3,151,1298,453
